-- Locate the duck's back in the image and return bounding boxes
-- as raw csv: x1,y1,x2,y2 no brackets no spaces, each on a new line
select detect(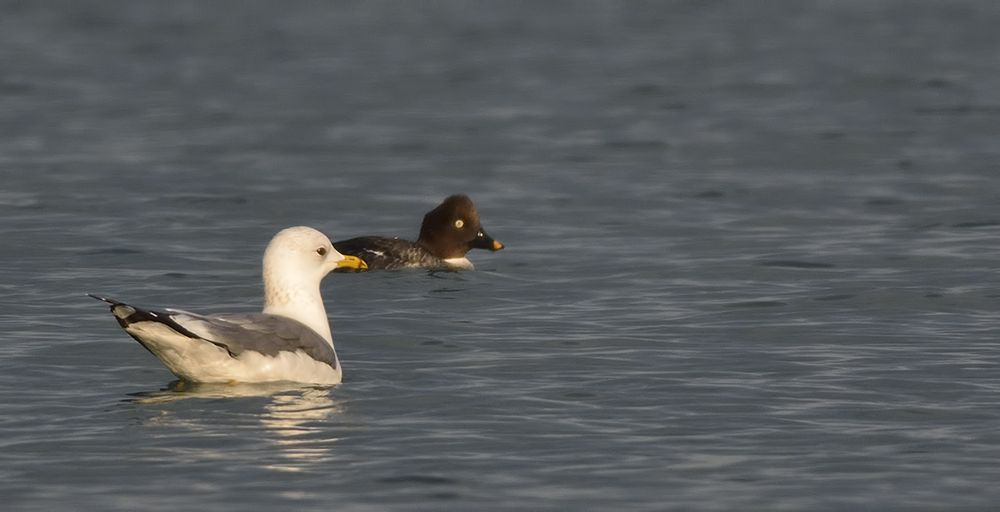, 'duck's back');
333,236,445,270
